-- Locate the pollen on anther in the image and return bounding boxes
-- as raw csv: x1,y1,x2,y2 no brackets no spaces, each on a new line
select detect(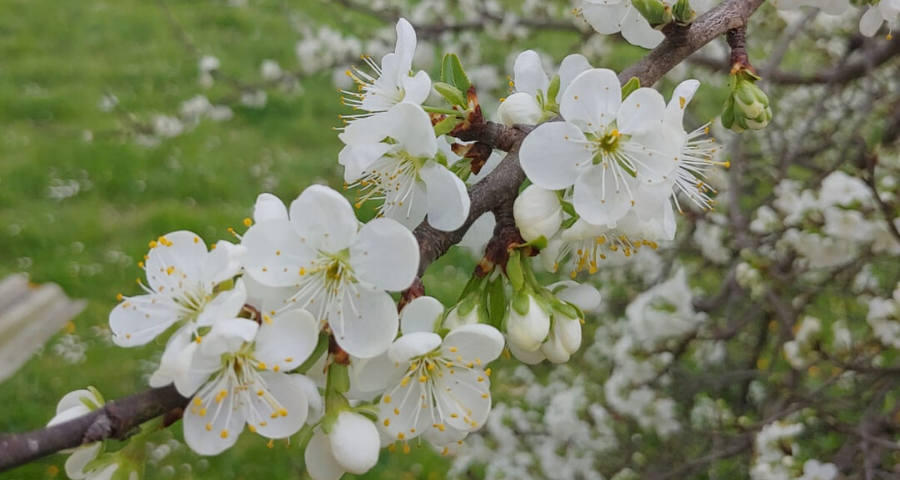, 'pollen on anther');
383,395,392,404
